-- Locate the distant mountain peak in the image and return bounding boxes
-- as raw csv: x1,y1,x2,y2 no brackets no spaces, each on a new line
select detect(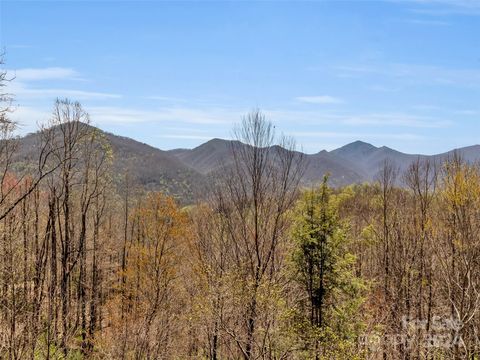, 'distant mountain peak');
206,137,228,144
340,140,377,151
15,127,480,203
192,138,236,150
330,140,378,158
